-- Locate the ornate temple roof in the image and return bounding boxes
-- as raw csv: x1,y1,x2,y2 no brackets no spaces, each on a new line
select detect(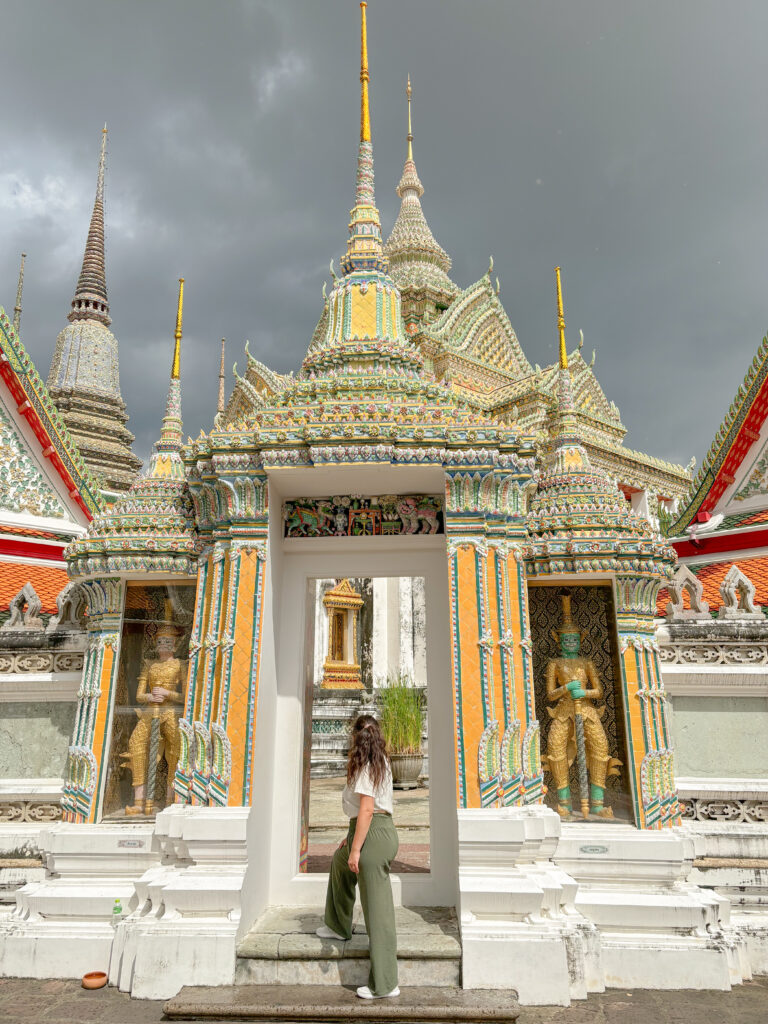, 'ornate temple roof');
670,331,768,533
524,271,675,591
0,308,101,522
186,4,533,499
46,128,141,494
424,267,533,380
383,78,458,316
67,280,199,579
